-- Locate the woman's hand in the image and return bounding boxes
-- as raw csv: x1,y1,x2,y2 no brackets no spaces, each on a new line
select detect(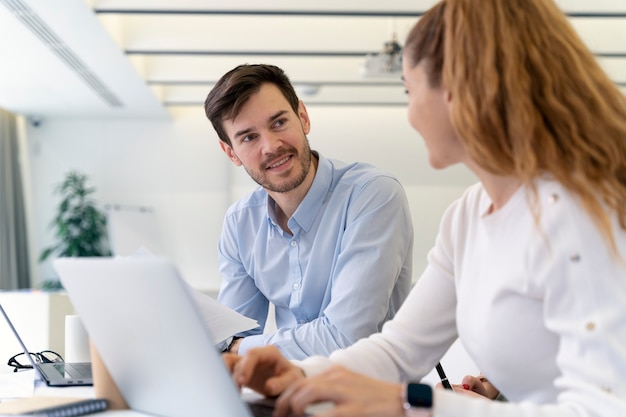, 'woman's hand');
232,345,306,397
274,365,405,417
447,374,499,400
